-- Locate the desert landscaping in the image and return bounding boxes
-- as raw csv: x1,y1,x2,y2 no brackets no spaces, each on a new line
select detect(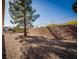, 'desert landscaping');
3,25,77,59
2,0,77,59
